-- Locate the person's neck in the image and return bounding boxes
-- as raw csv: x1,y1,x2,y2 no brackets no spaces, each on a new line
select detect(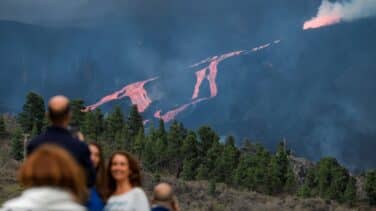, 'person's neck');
114,180,132,195
52,123,68,129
